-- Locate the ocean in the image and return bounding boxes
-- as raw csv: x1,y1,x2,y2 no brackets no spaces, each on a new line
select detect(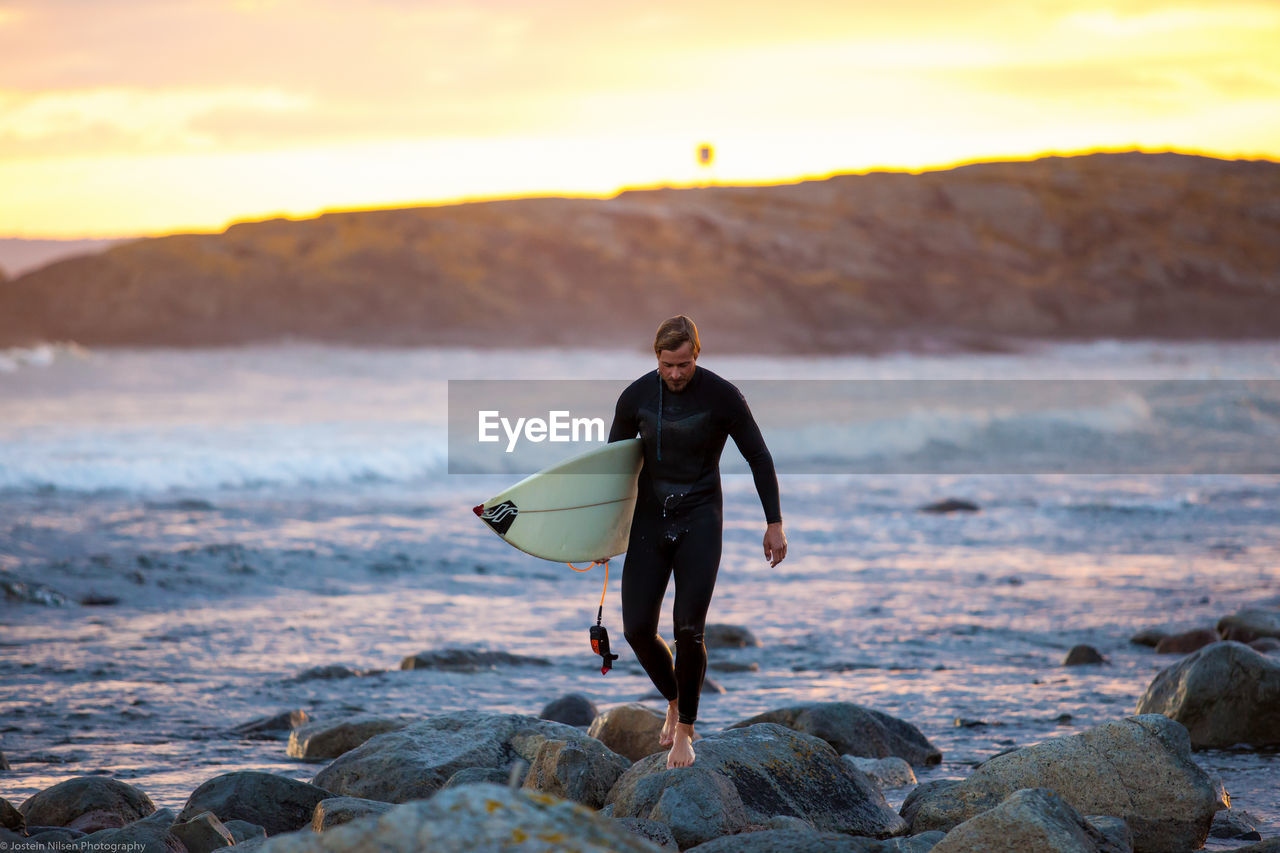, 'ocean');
1,340,1278,845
